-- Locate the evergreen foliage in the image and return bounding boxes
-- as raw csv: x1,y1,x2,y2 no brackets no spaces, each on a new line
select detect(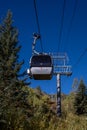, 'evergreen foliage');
74,79,87,115
0,11,31,129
